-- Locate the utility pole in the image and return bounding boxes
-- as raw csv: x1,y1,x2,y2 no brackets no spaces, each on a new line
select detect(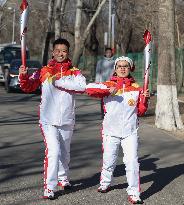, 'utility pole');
104,32,108,48
111,13,115,52
108,0,111,47
8,6,16,43
12,8,15,43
